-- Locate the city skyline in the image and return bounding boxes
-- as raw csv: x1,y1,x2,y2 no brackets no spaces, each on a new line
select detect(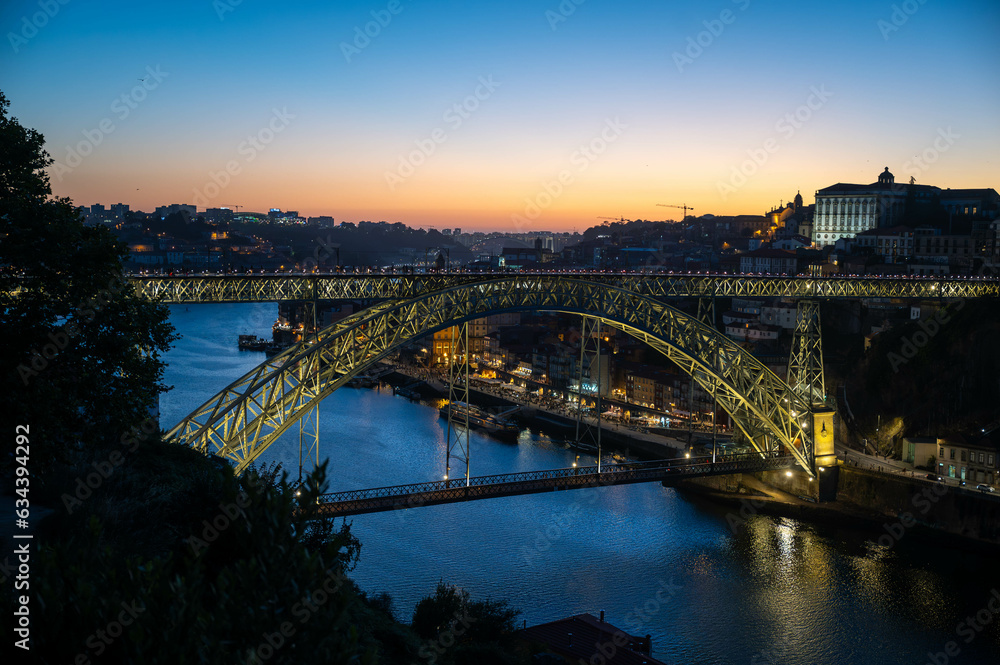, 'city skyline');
2,0,999,231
